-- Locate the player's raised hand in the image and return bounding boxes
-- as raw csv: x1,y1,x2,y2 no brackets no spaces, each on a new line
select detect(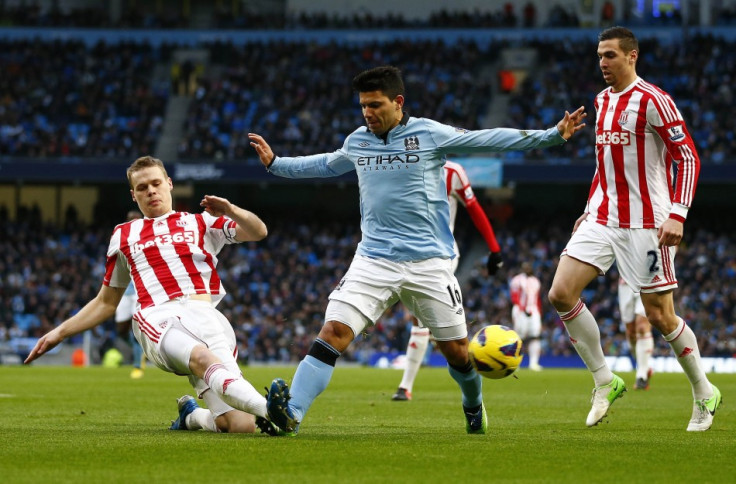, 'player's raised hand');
557,106,587,140
24,329,63,364
248,133,275,168
200,195,233,217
